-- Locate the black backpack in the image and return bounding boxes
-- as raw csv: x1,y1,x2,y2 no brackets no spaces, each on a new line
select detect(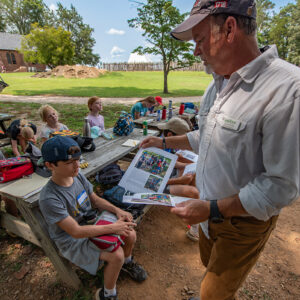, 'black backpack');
96,163,124,185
